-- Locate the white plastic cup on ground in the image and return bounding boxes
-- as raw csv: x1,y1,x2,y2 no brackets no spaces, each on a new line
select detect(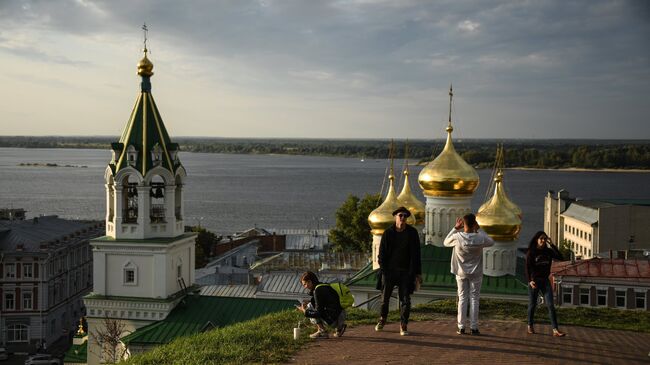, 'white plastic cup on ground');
293,327,301,340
